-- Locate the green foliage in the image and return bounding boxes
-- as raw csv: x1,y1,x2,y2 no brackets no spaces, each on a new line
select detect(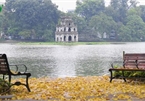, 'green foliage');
4,0,59,41
140,5,145,22
0,5,3,12
18,30,32,39
42,29,54,41
110,0,138,23
89,13,116,36
113,69,145,78
118,24,132,41
113,71,145,78
76,0,105,20
126,15,145,41
1,0,145,42
0,78,11,94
